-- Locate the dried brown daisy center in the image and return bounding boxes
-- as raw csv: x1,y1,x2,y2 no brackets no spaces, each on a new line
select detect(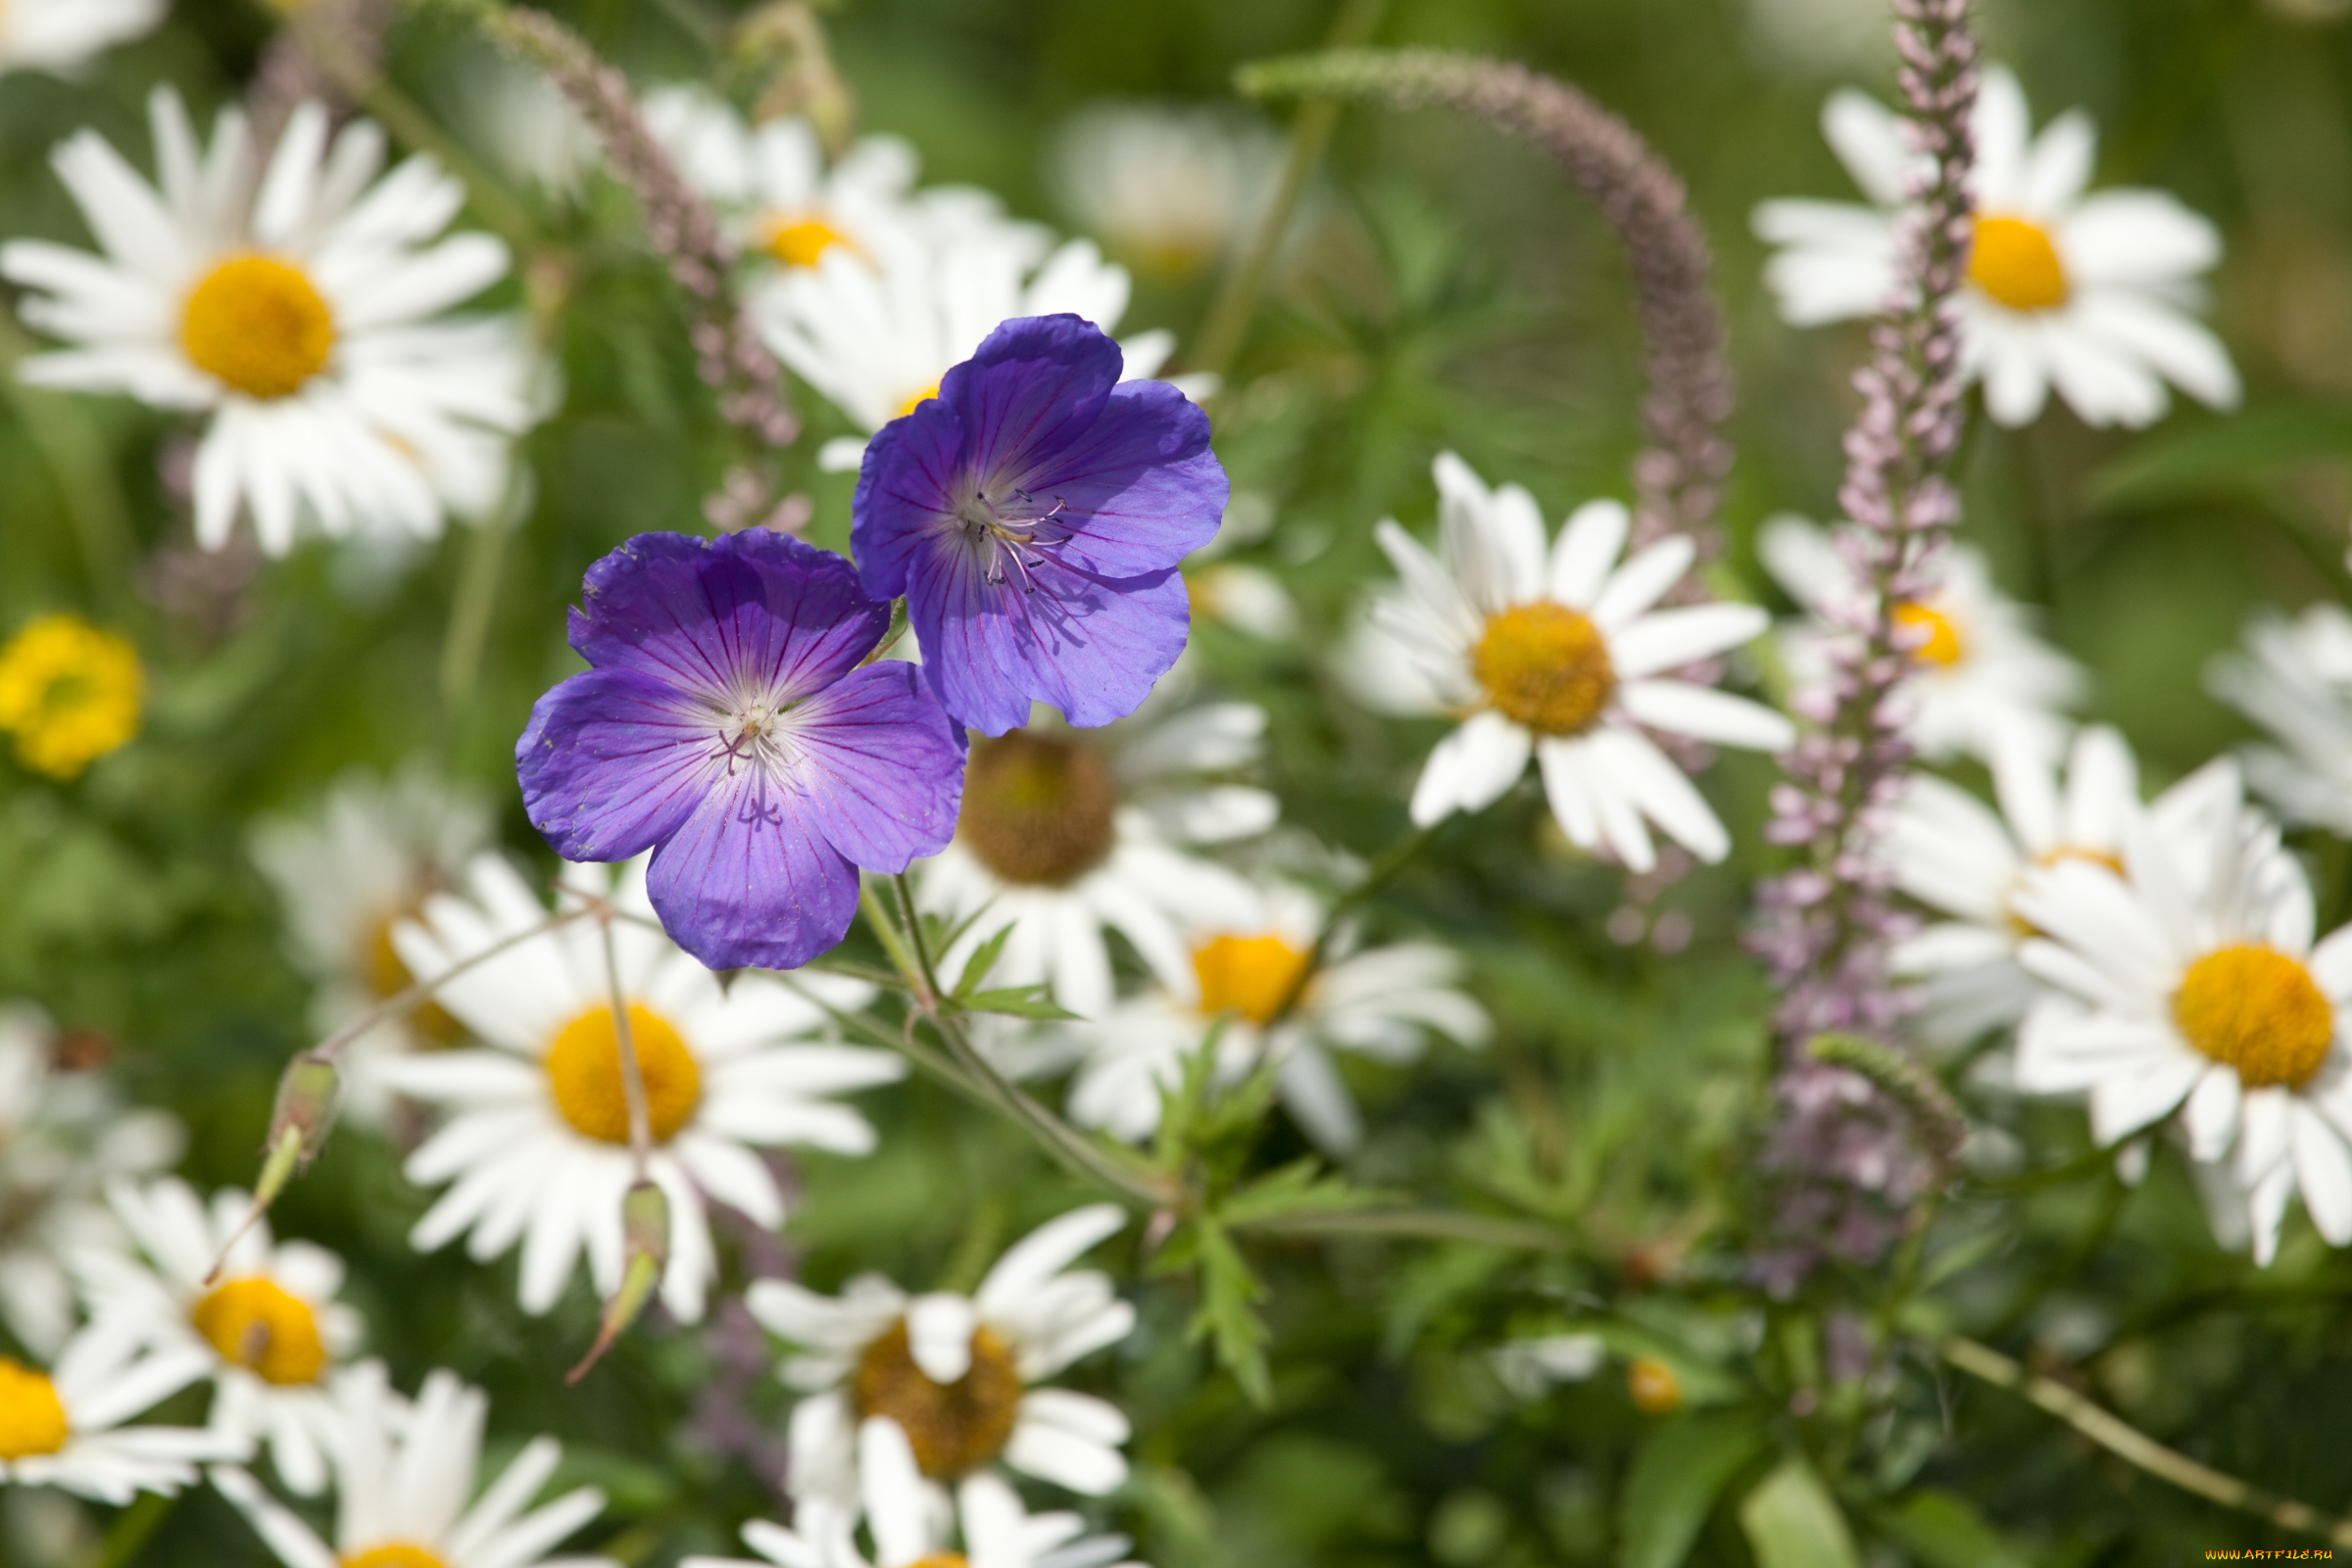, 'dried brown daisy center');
544,1004,703,1145
1471,603,1614,736
2173,943,2335,1090
192,1276,328,1386
1892,601,1965,667
0,1357,68,1459
1969,215,2070,313
958,732,1119,887
851,1318,1022,1479
1192,933,1312,1026
180,254,336,400
342,1546,452,1568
